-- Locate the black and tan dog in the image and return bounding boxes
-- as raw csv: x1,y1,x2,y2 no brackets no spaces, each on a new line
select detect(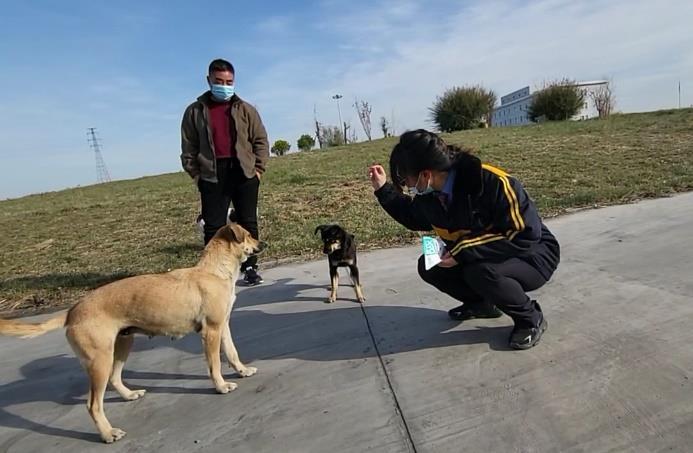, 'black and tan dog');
315,224,365,304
